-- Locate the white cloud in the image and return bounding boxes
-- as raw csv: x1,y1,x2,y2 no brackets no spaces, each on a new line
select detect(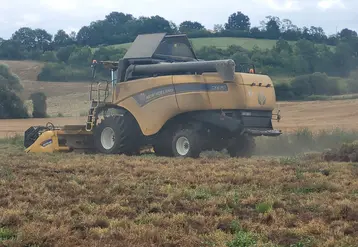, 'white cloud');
256,0,303,12
318,0,345,10
38,0,79,12
14,14,41,28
